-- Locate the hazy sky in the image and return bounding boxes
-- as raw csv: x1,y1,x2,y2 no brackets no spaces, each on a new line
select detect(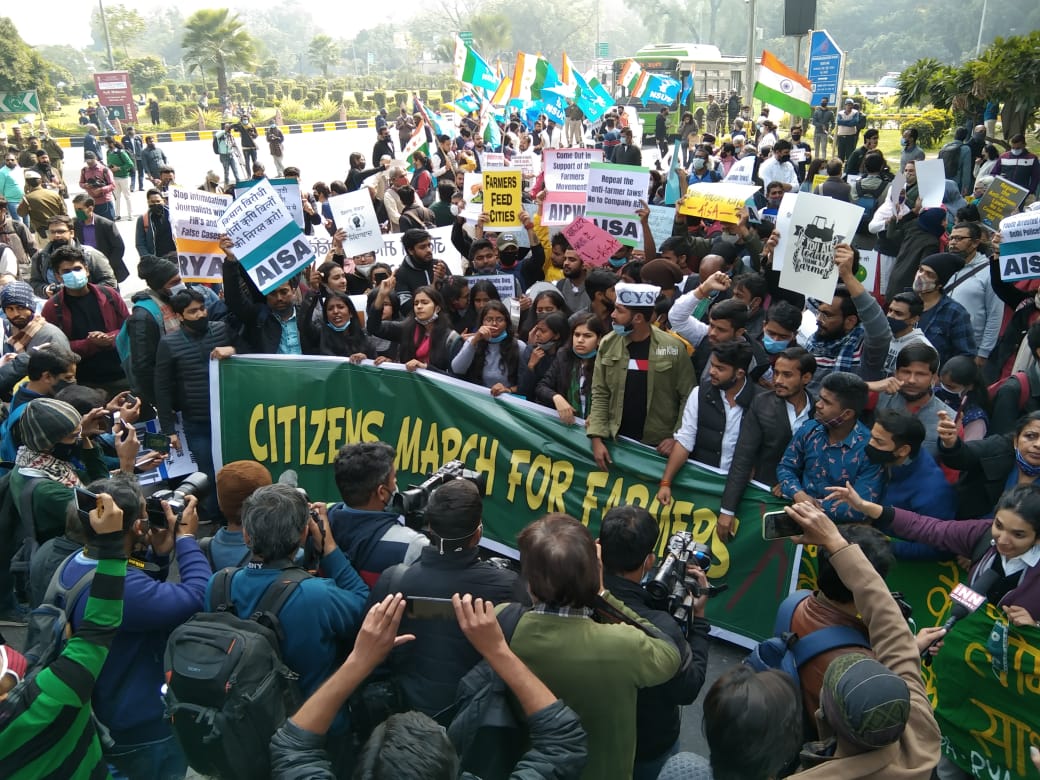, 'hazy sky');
7,2,412,47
